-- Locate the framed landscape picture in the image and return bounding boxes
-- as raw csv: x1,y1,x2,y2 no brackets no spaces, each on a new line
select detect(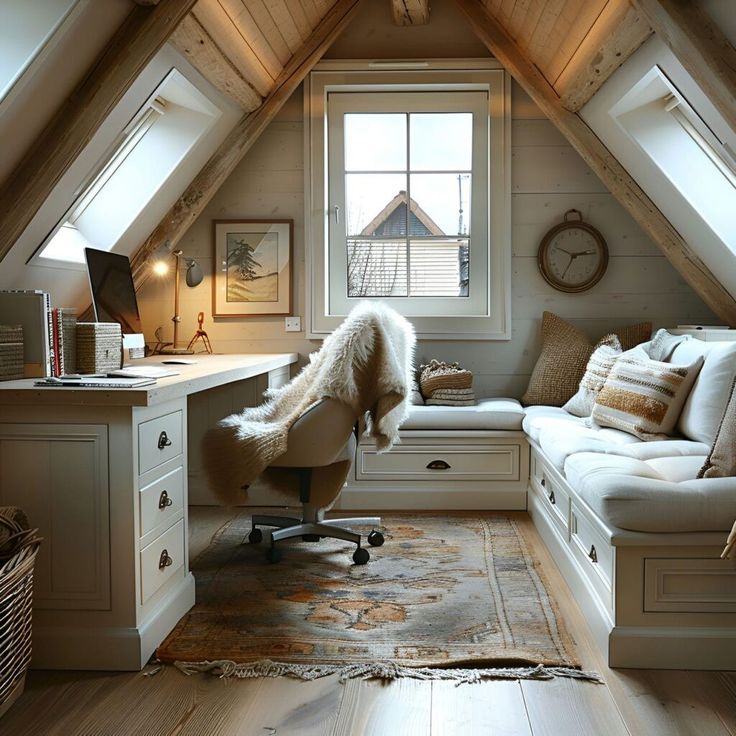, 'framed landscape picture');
212,219,293,317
